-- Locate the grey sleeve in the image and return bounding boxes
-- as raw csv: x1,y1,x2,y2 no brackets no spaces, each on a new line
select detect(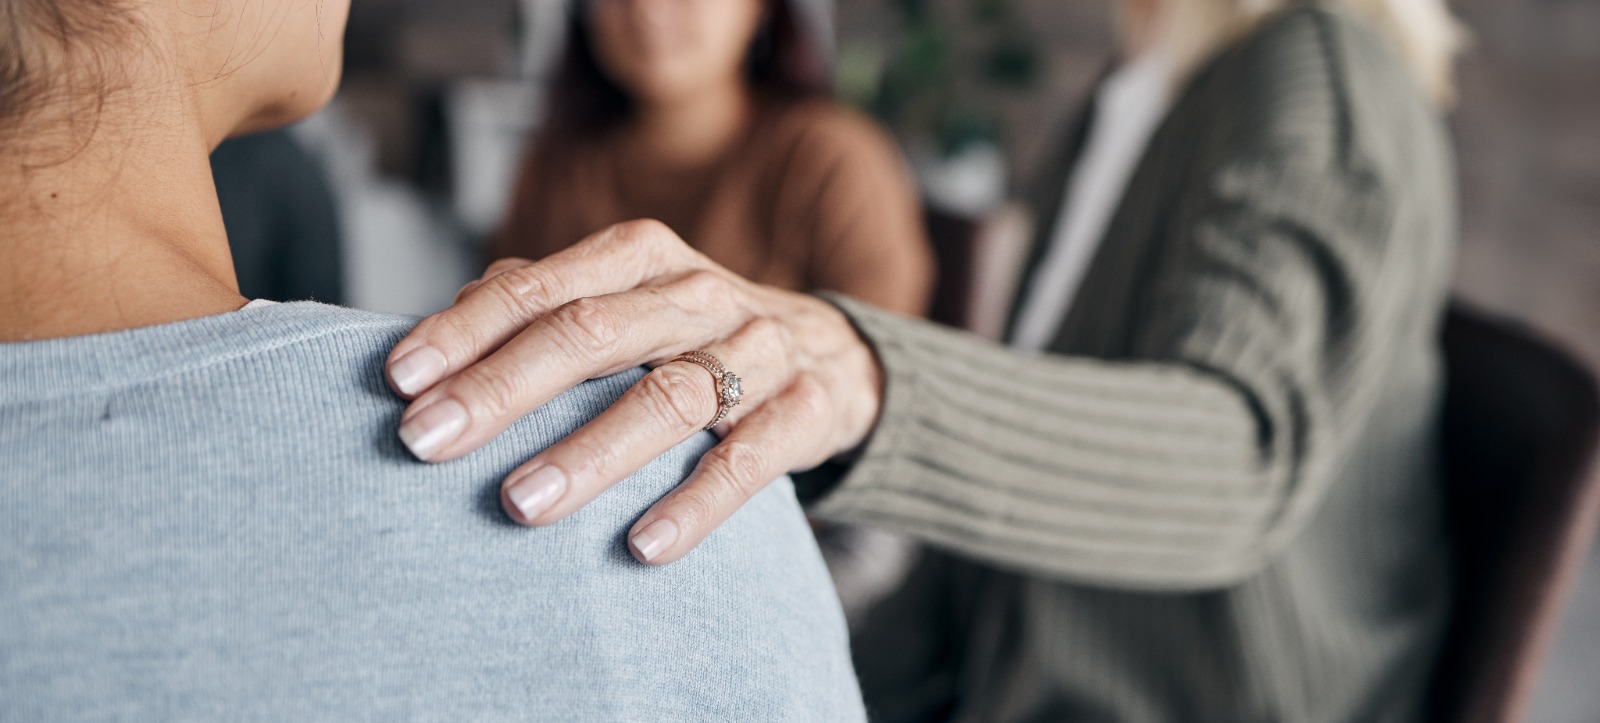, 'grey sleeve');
808,155,1415,592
